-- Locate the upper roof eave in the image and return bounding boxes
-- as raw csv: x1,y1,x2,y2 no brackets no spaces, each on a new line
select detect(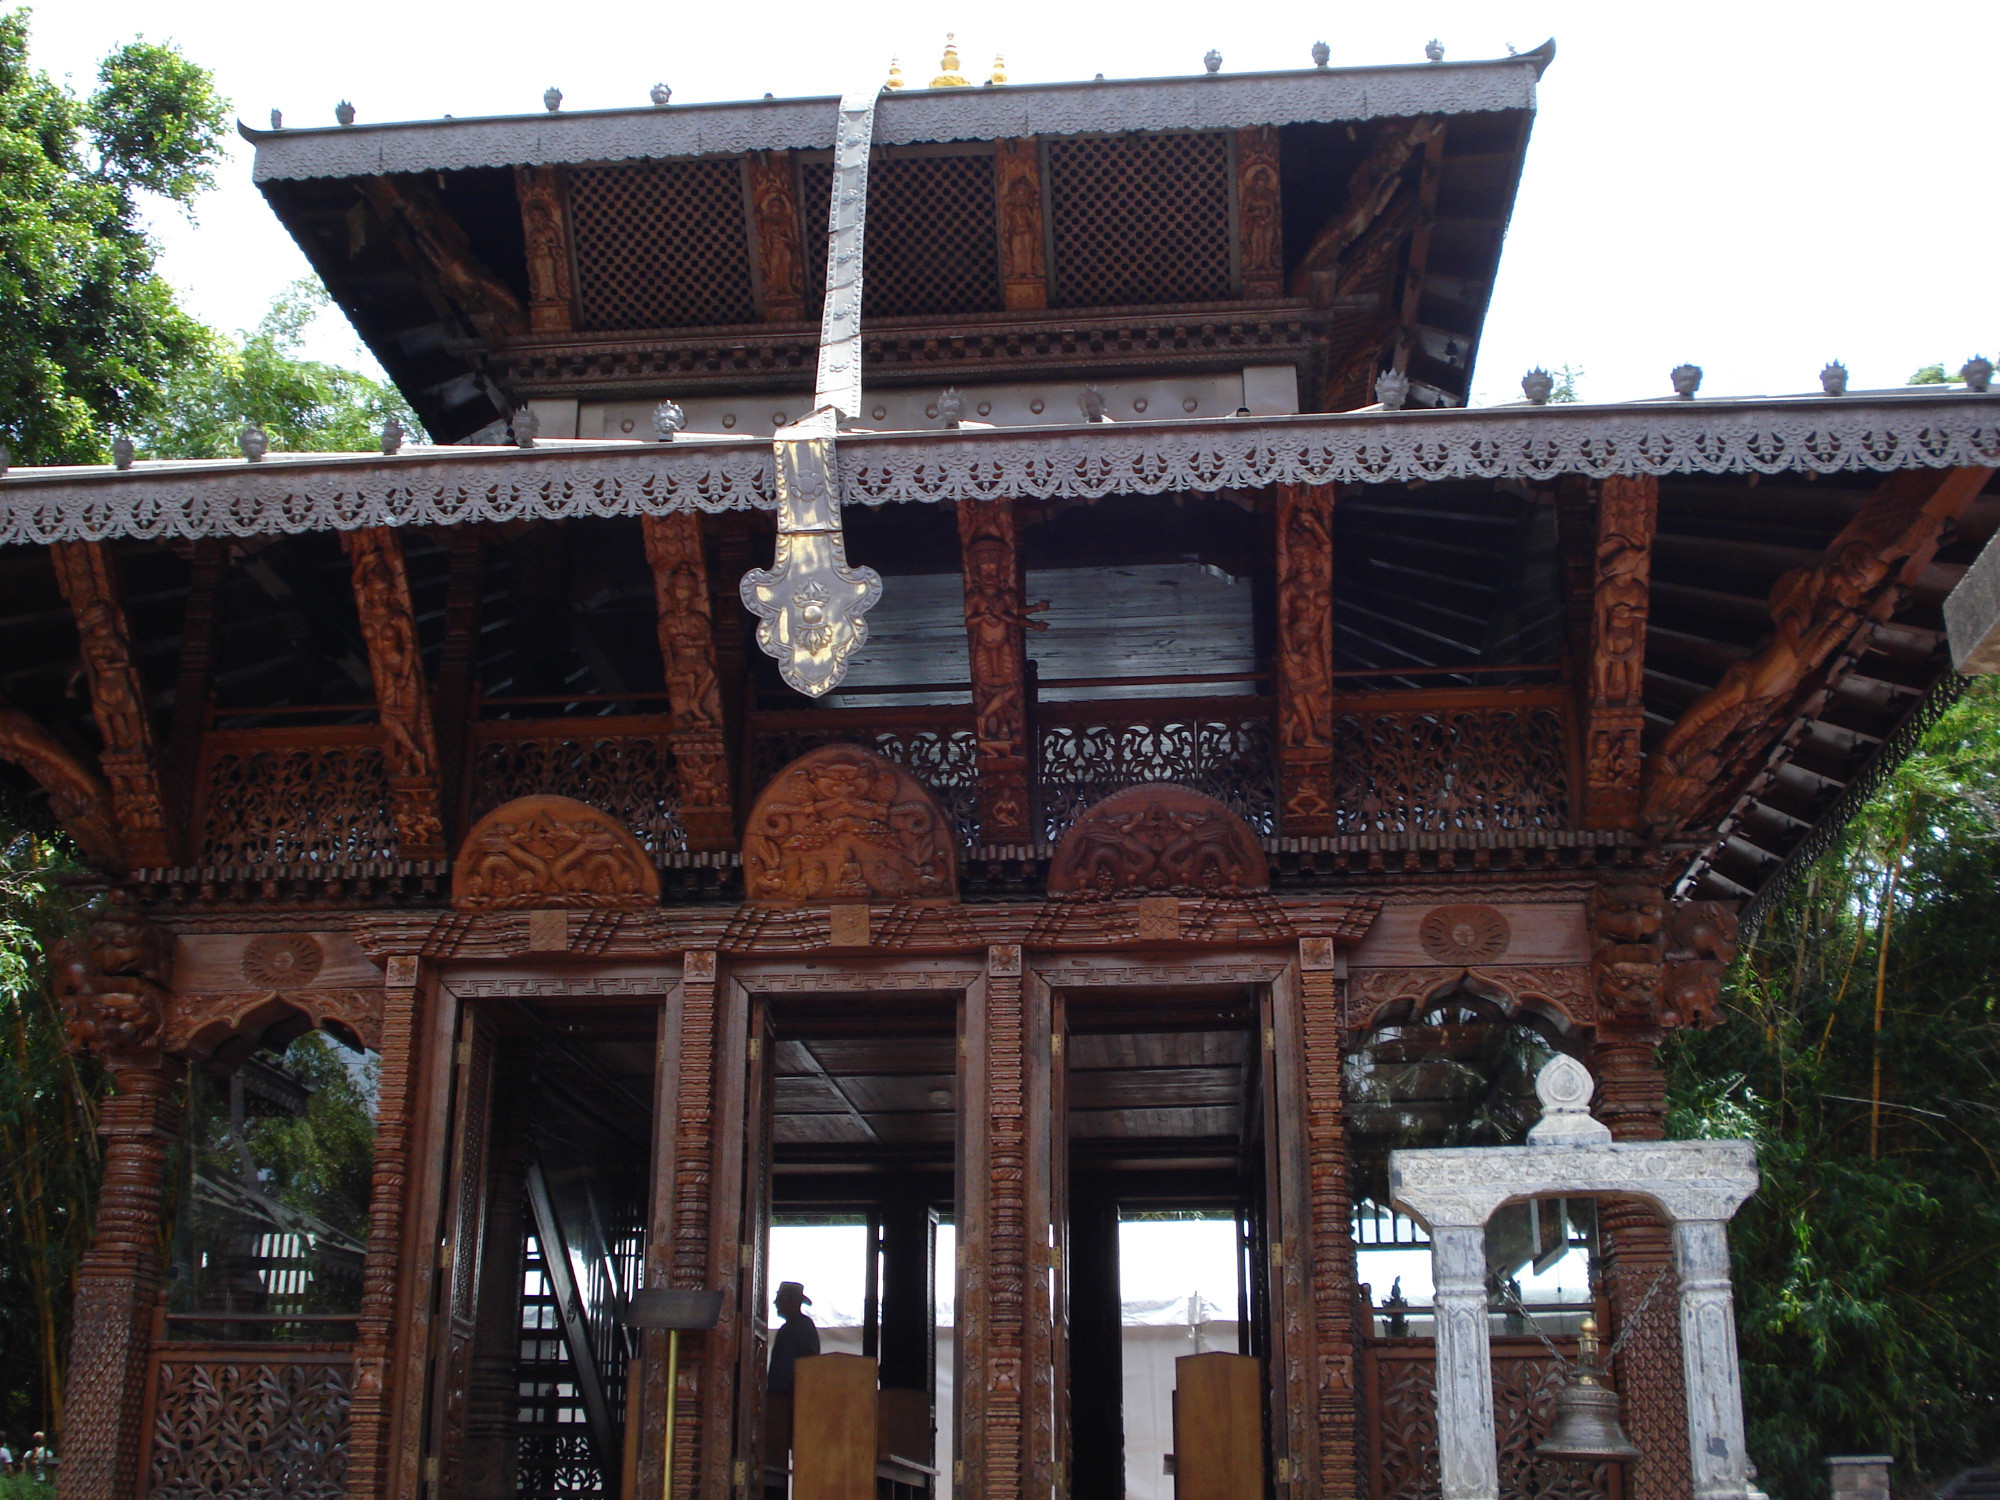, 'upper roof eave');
242,48,1548,182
